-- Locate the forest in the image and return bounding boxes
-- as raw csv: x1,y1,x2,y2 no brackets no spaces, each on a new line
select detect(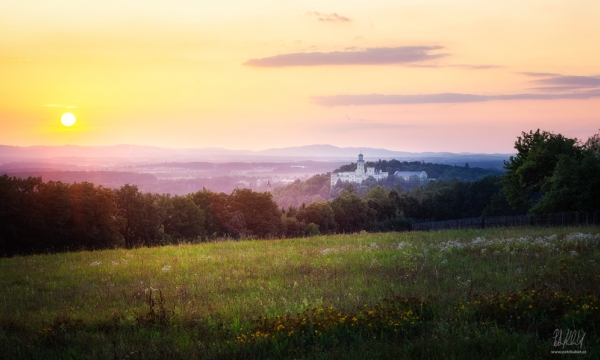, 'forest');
333,159,502,181
1,129,599,256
